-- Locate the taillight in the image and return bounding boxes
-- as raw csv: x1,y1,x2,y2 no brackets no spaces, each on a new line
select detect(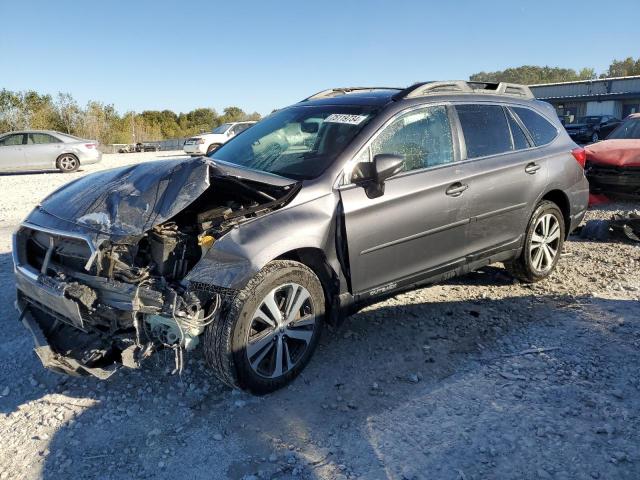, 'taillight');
571,147,586,168
85,143,96,149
